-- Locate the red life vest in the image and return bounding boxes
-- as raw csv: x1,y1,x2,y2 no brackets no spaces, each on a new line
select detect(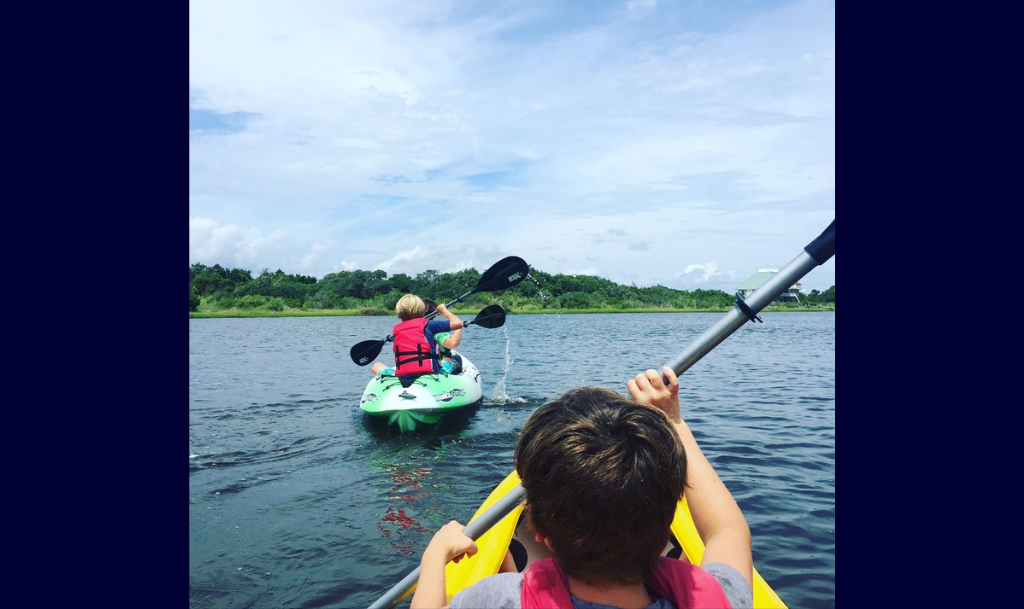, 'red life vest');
392,318,438,375
520,557,732,609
